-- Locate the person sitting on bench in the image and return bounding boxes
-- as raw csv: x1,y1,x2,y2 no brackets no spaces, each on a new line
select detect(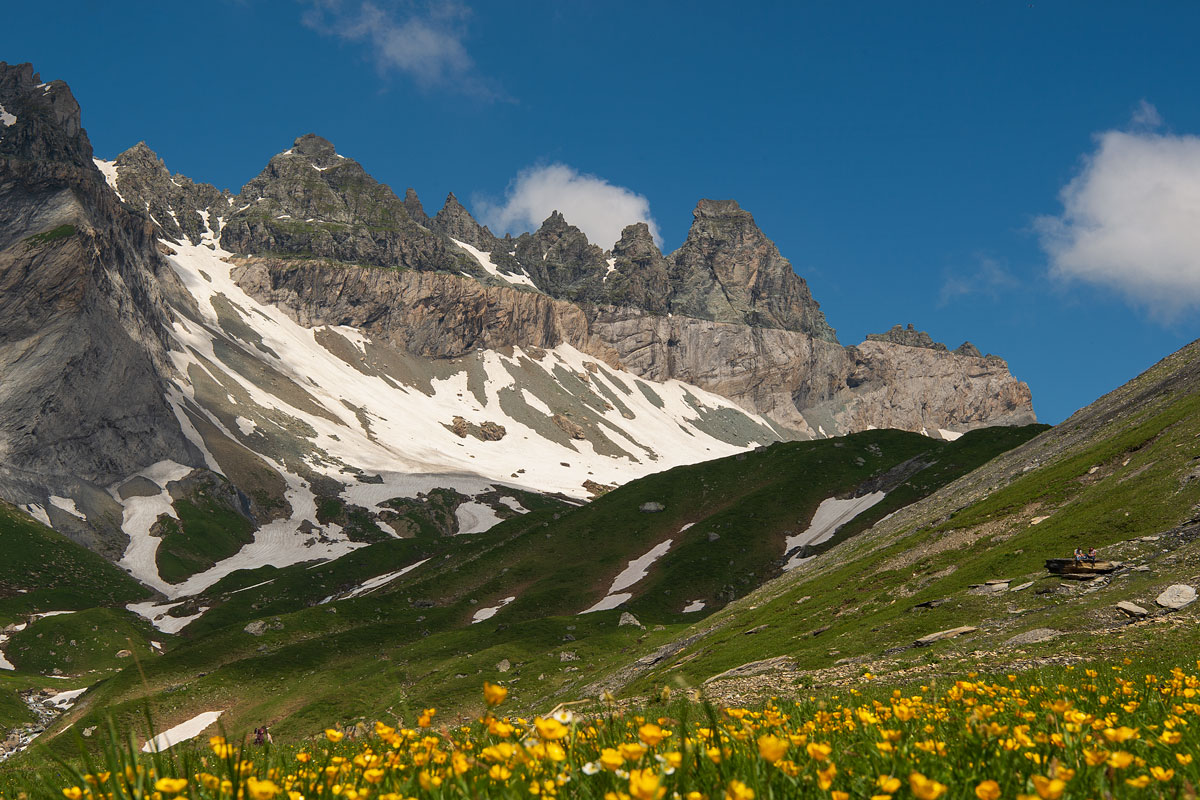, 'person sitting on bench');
1074,548,1084,564
1086,547,1097,564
